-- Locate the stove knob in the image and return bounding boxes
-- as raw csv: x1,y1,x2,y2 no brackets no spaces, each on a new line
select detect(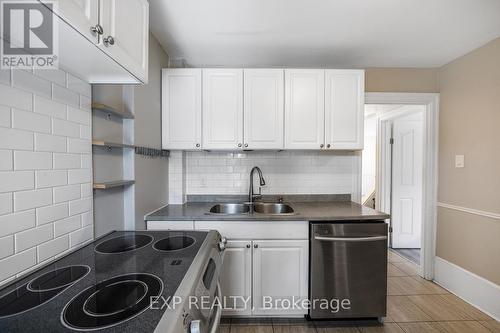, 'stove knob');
190,319,201,333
